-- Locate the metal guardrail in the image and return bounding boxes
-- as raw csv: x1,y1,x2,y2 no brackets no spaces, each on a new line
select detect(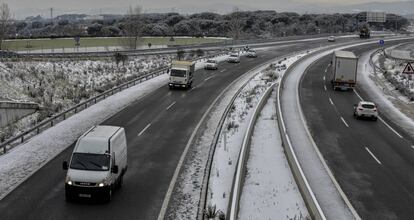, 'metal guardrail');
198,49,316,220
0,51,229,155
197,53,262,220
228,83,277,220
276,53,326,220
